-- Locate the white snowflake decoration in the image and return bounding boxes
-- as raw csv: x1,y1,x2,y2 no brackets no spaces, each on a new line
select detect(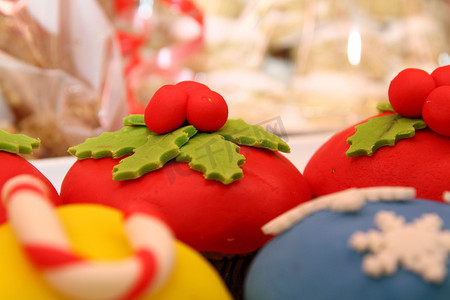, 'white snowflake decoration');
349,211,450,283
